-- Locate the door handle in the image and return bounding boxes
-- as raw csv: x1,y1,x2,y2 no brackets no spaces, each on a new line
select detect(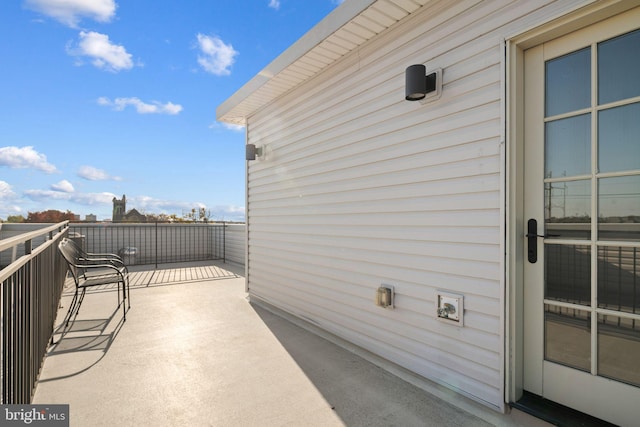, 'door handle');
525,232,546,238
527,219,540,263
527,219,560,263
